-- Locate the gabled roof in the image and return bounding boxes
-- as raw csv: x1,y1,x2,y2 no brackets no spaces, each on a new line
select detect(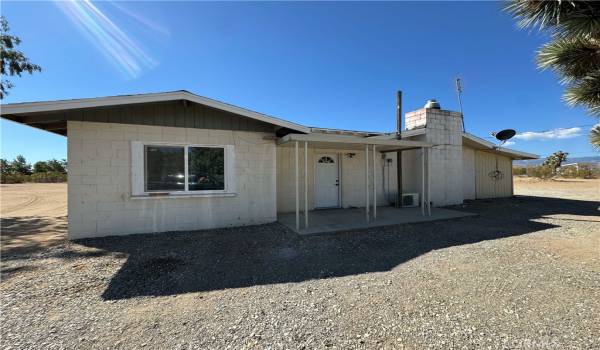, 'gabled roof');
0,90,310,134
